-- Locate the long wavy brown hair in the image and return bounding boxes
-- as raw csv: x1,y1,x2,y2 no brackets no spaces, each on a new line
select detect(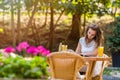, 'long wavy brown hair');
85,23,103,47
